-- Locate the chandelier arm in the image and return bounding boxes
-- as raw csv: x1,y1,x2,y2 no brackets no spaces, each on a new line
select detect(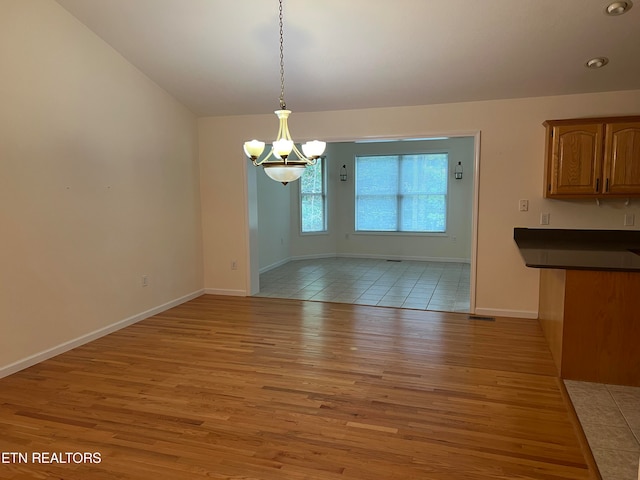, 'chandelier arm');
253,149,276,166
277,116,289,141
290,144,315,164
290,145,305,163
254,146,315,166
